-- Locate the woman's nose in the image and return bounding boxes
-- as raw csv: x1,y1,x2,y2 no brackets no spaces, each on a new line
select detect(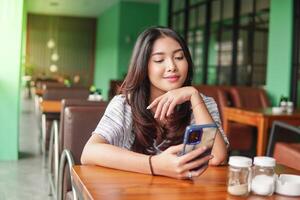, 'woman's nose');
166,59,177,72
